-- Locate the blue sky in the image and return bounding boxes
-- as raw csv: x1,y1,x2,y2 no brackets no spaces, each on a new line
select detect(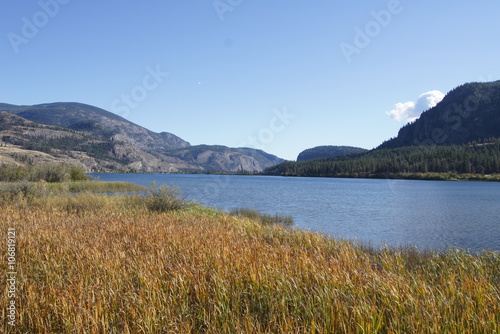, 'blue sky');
1,1,499,160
